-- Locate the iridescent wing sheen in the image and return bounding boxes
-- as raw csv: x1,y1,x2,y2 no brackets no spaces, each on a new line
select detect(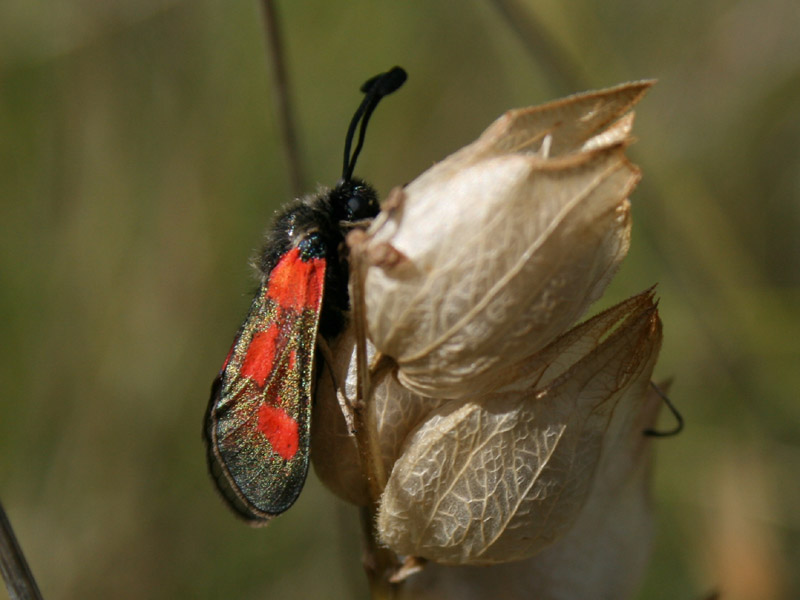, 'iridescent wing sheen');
205,247,326,523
